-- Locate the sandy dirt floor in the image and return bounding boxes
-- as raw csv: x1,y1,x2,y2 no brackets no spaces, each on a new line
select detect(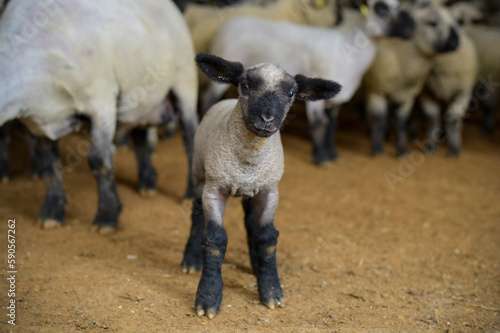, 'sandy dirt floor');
0,110,499,332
